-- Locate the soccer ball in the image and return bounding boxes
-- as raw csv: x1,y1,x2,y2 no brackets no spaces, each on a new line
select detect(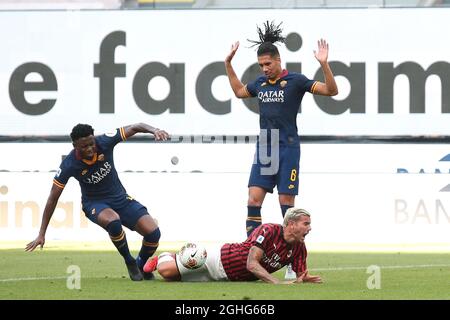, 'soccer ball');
178,242,207,269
